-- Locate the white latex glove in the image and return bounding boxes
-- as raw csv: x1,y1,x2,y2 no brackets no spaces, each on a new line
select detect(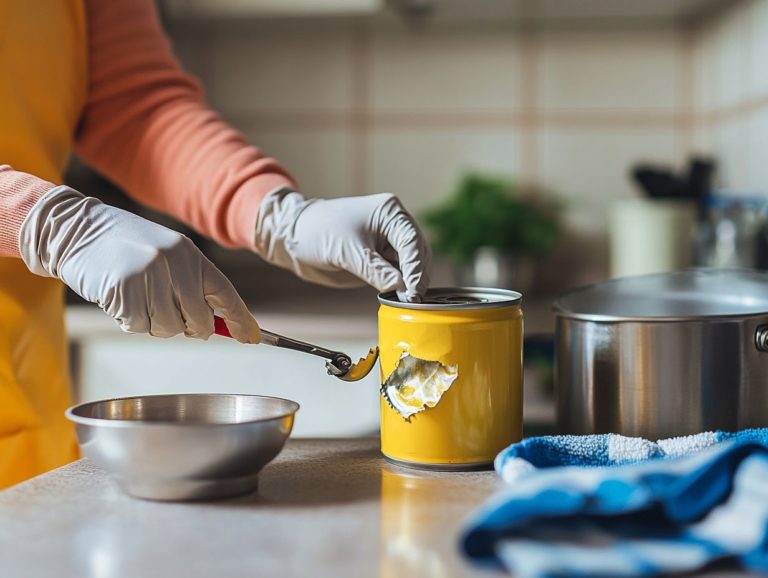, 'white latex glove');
254,190,431,302
19,186,260,343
